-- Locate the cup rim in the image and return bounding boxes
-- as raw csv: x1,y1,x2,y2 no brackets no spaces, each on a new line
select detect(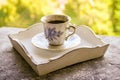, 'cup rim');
41,14,71,24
